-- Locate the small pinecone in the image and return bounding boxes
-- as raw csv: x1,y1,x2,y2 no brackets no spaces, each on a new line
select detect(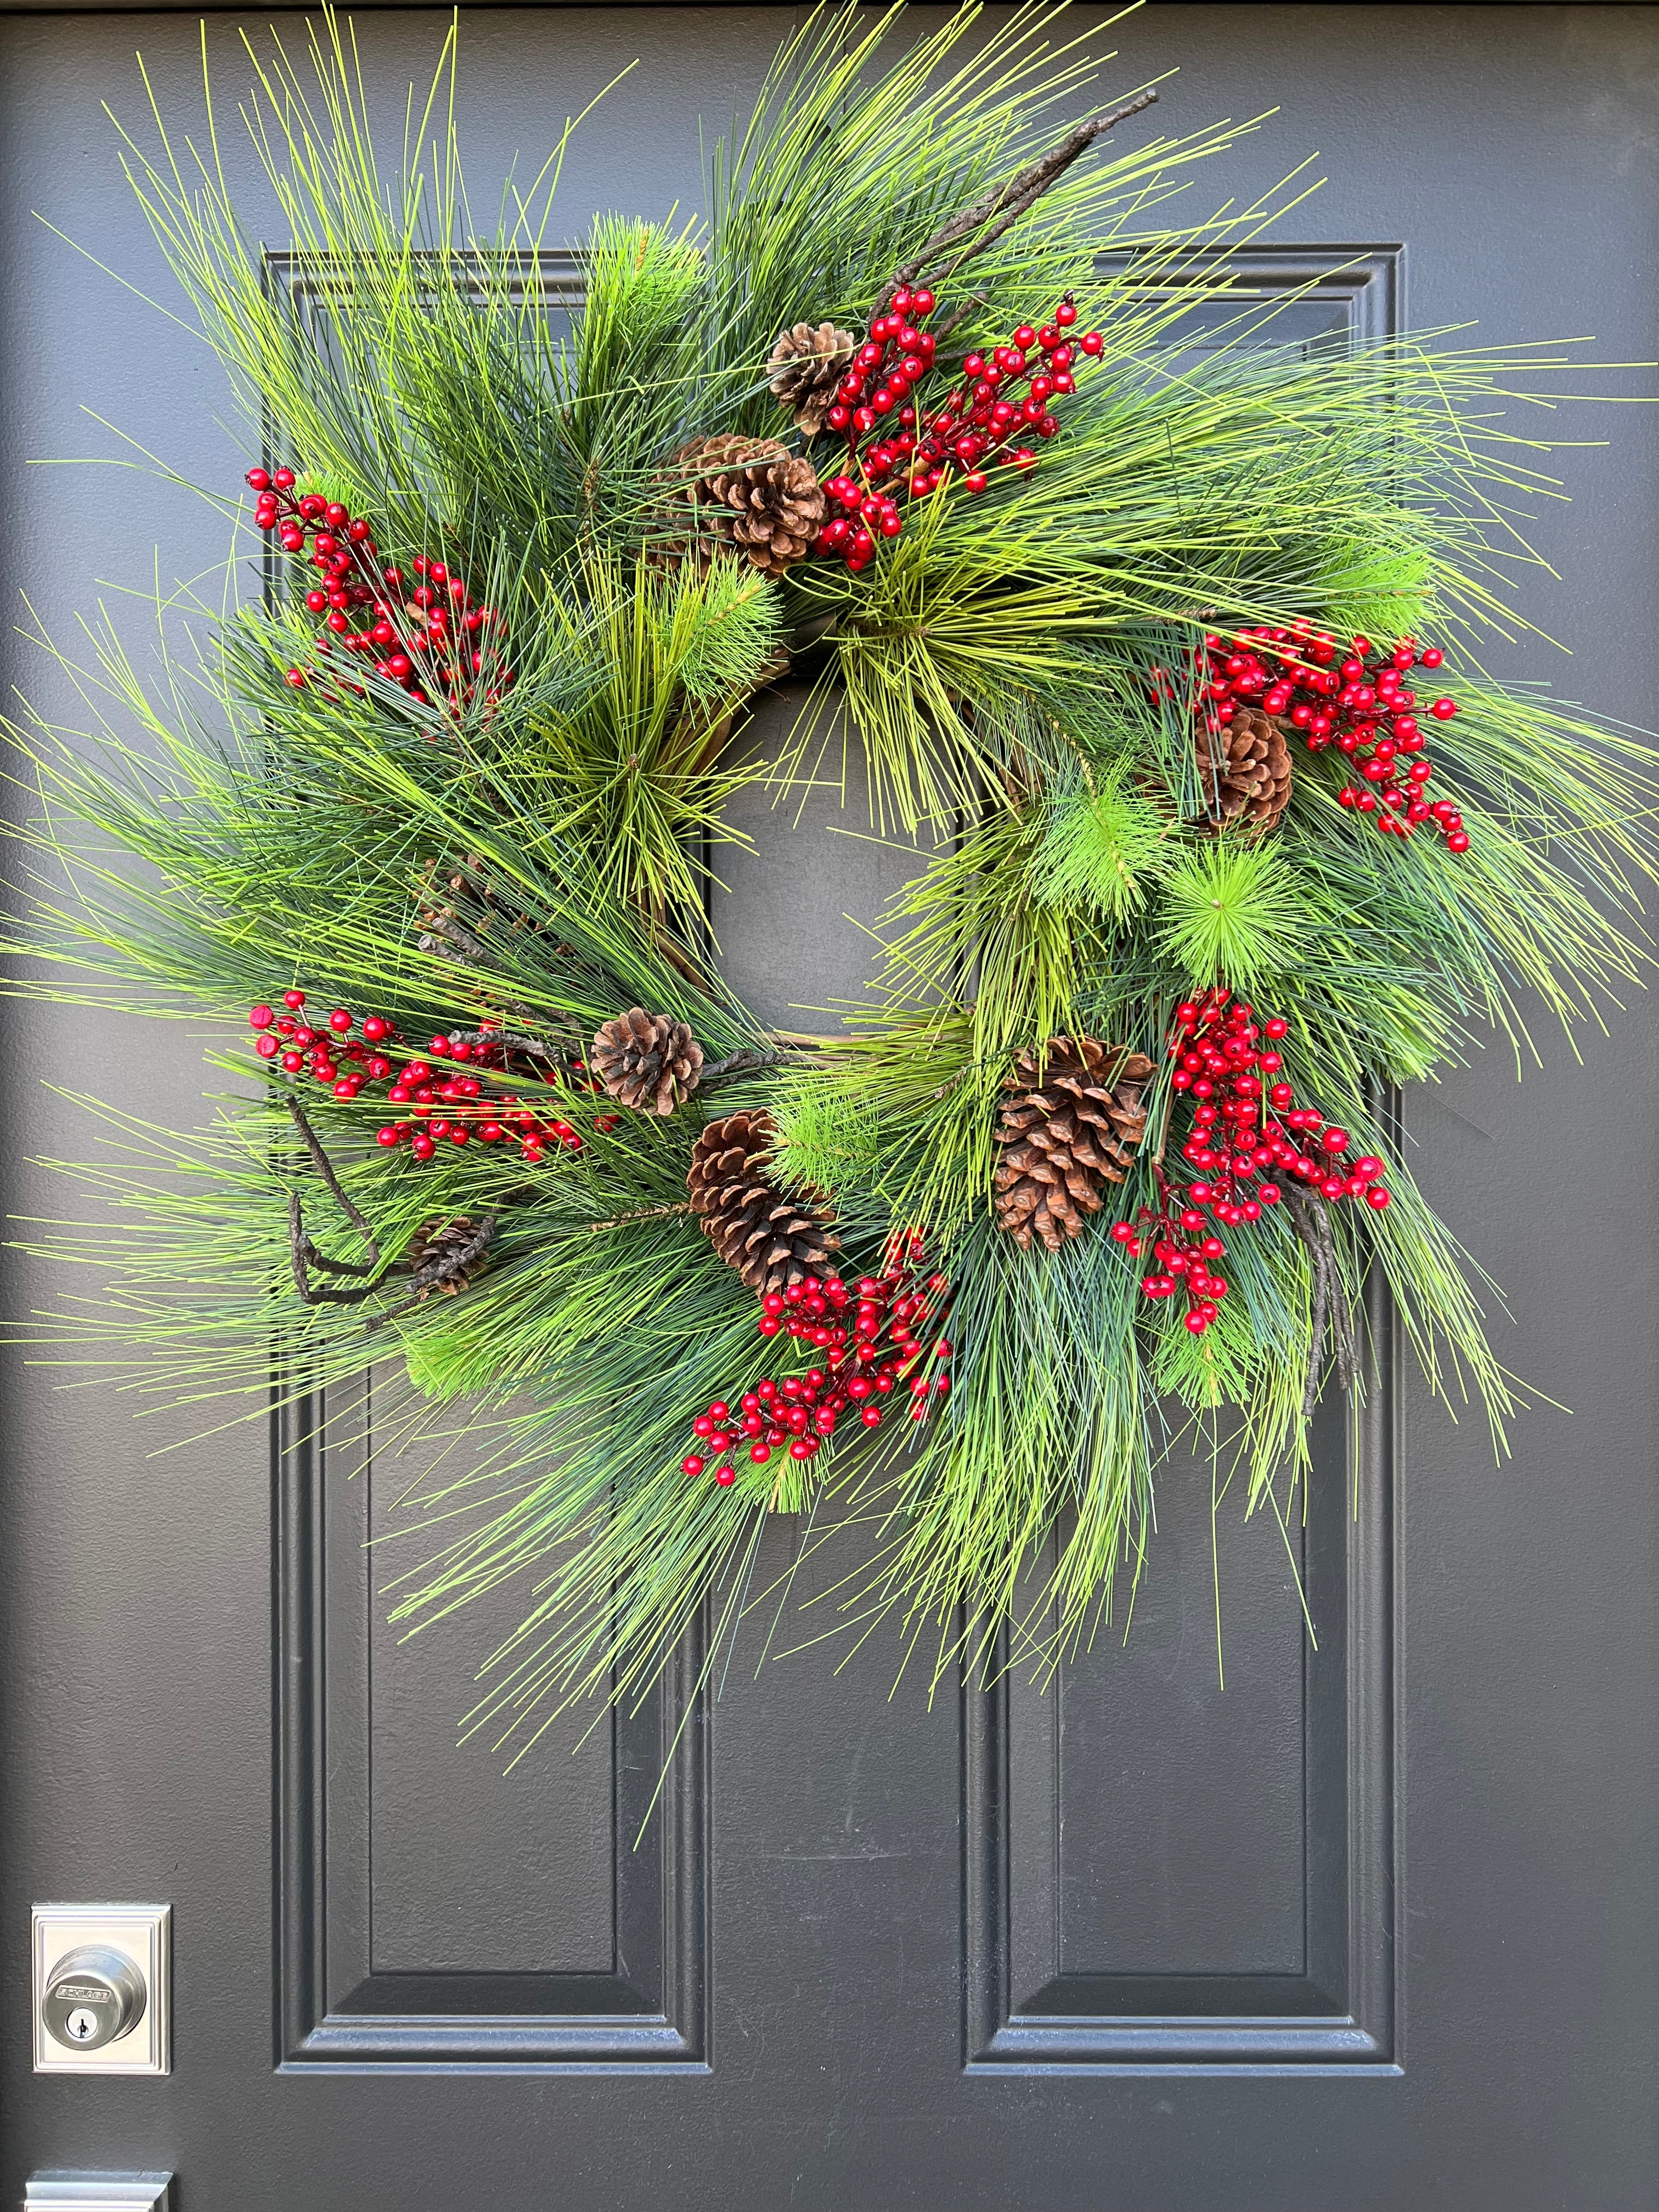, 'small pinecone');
687,1109,839,1296
659,435,826,579
406,1215,493,1299
1194,706,1293,833
767,321,857,436
591,1008,704,1116
994,1039,1156,1253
